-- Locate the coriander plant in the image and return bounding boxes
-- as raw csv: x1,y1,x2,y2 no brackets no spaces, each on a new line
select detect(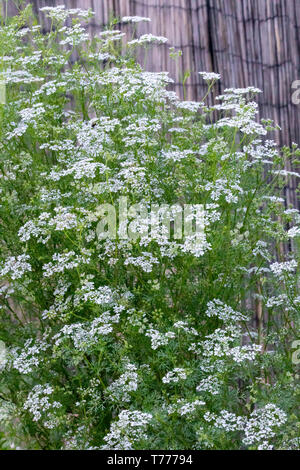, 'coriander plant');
0,5,299,450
